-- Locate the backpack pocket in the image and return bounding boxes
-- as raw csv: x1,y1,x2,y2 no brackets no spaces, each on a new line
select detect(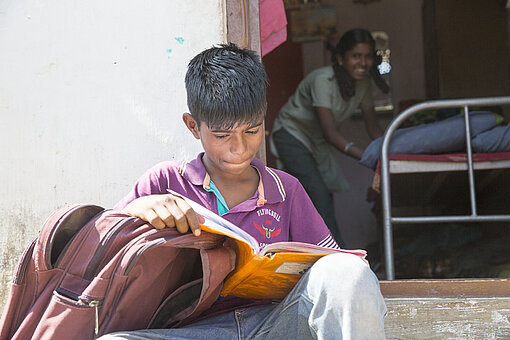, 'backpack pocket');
35,204,104,271
148,278,204,329
31,289,101,340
